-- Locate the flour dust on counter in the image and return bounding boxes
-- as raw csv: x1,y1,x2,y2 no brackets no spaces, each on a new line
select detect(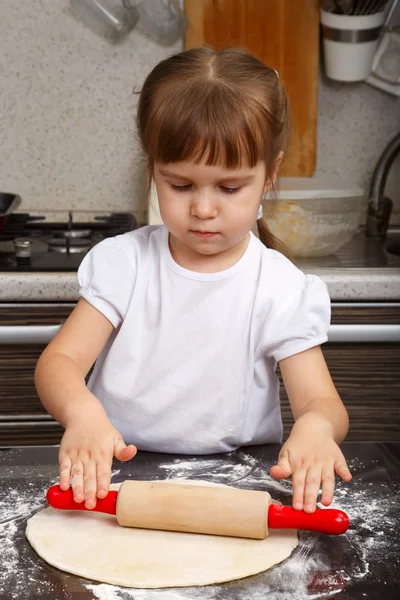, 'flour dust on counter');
1,448,399,599
81,452,399,600
0,467,122,600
